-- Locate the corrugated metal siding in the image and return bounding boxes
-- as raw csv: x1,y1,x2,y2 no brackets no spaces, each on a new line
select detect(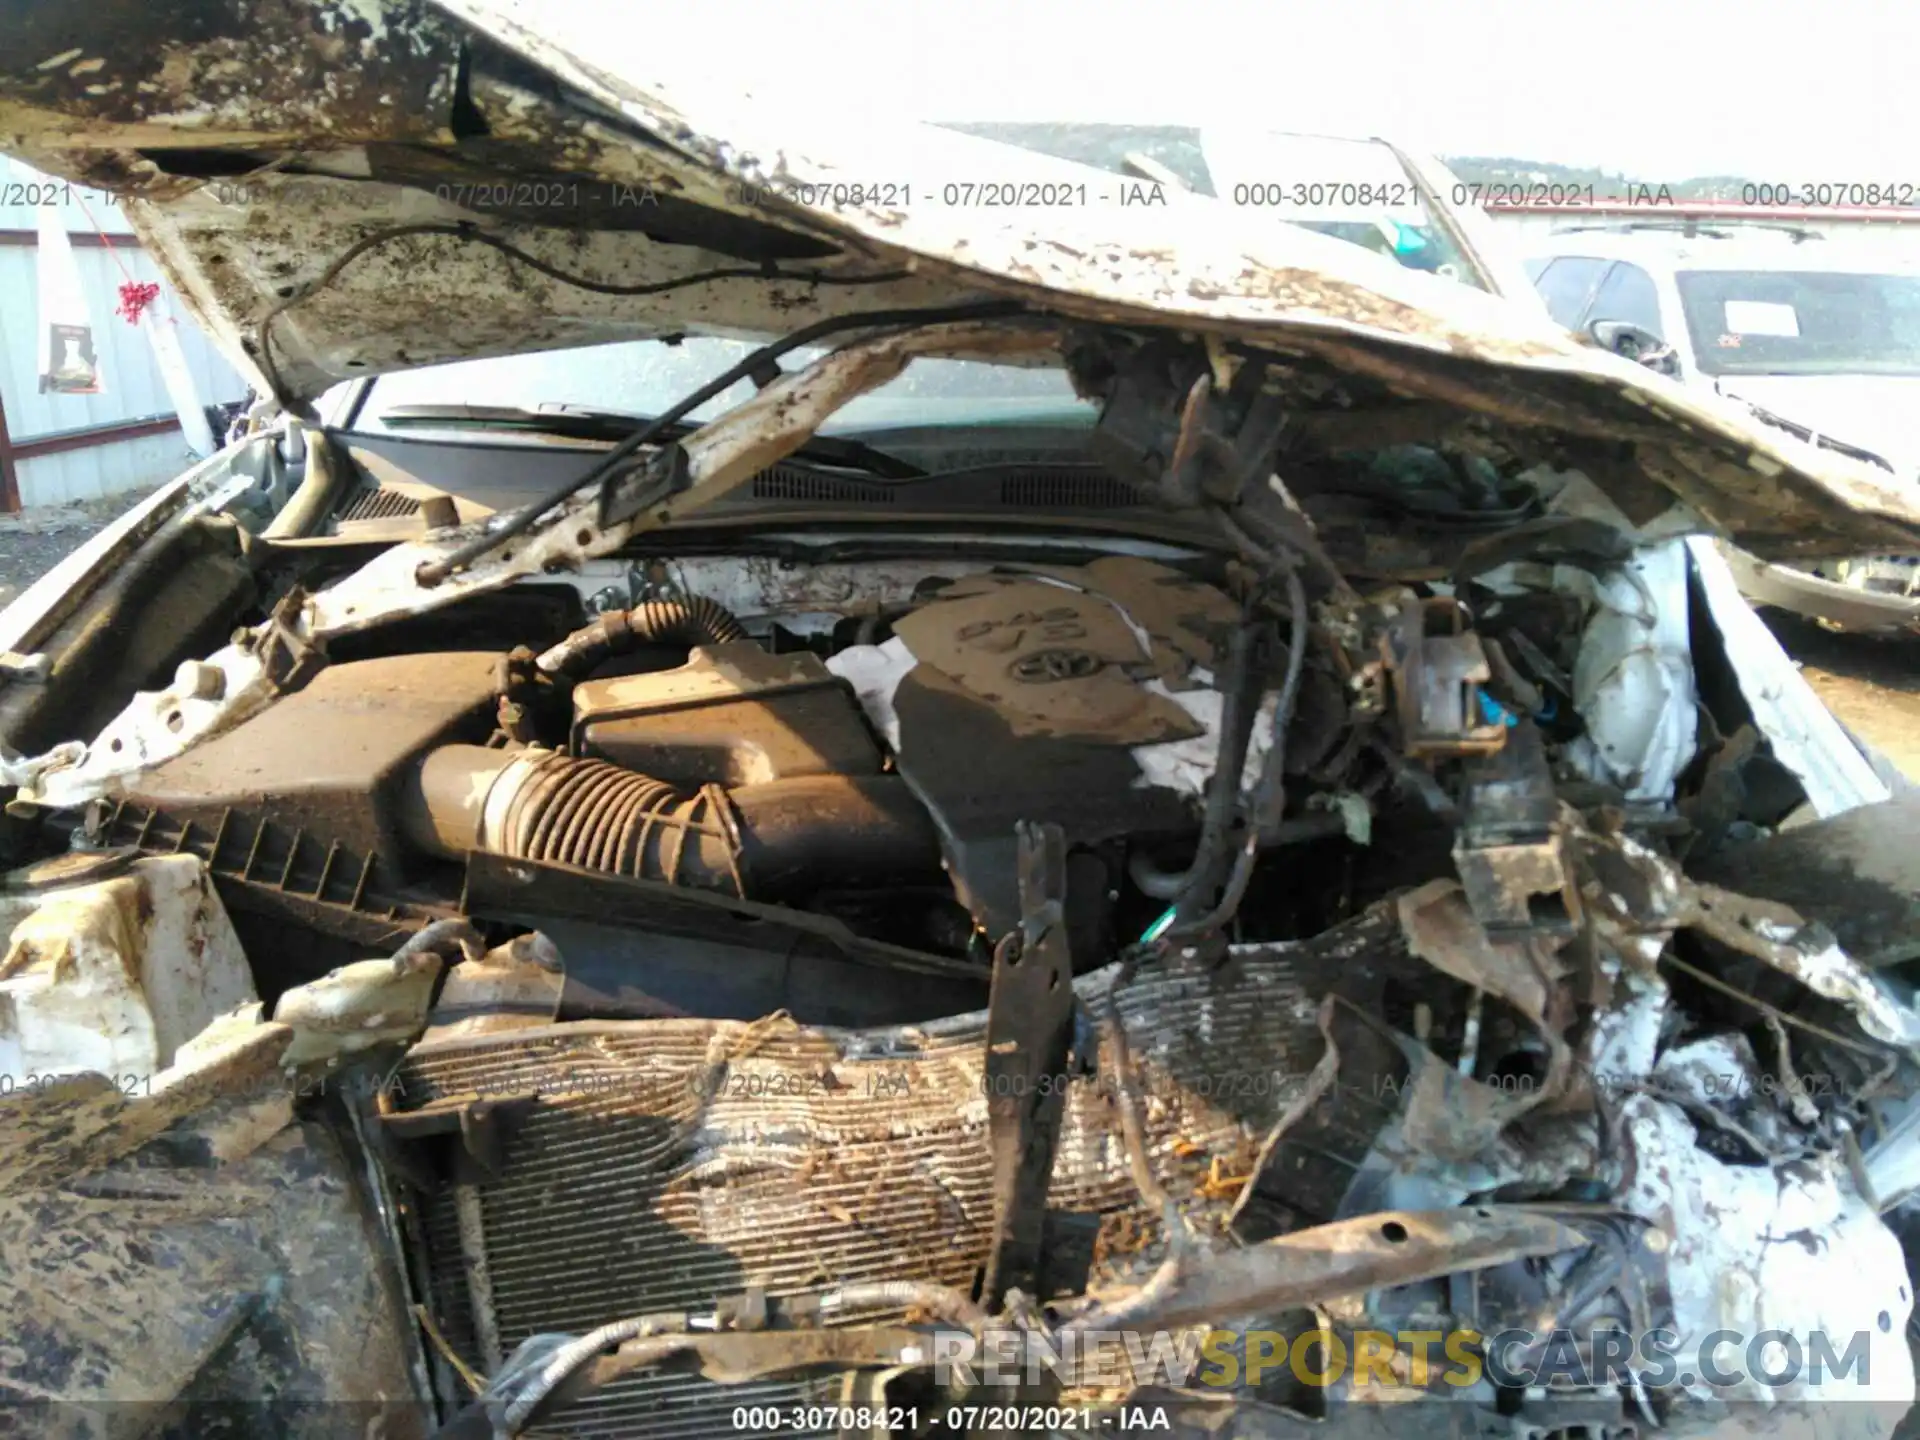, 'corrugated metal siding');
0,244,247,441
0,162,249,507
16,430,200,509
0,156,137,234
